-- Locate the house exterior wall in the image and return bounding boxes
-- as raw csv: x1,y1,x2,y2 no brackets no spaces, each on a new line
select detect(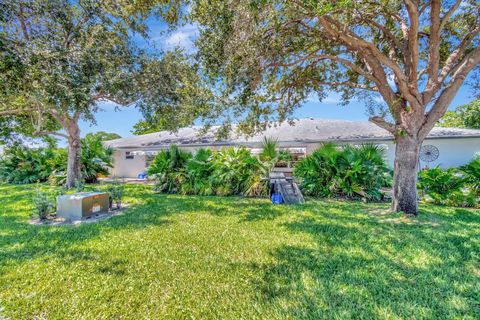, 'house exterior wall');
108,151,149,178
109,137,480,178
417,137,479,168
